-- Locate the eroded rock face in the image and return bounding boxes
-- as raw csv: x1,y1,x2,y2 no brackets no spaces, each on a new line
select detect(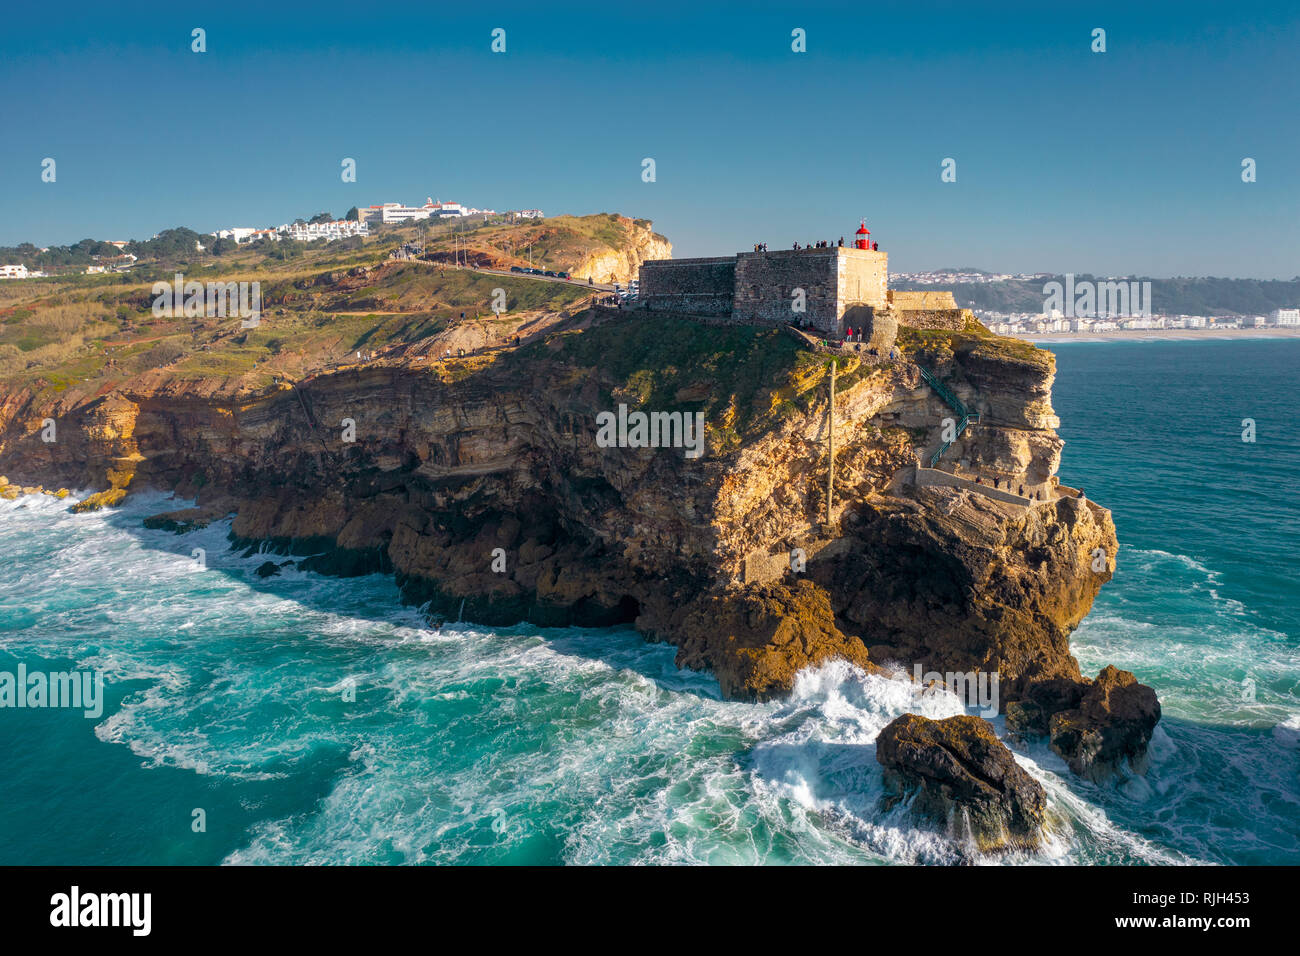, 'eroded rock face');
877,713,1046,853
0,313,1157,779
1041,666,1161,781
816,490,1116,697
671,579,875,701
1008,666,1160,781
568,219,672,284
